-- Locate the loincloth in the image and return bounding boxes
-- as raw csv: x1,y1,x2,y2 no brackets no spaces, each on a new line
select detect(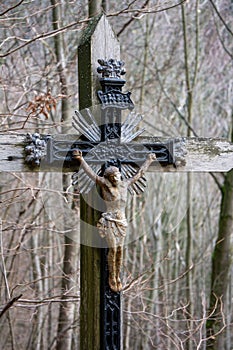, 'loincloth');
97,211,128,239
